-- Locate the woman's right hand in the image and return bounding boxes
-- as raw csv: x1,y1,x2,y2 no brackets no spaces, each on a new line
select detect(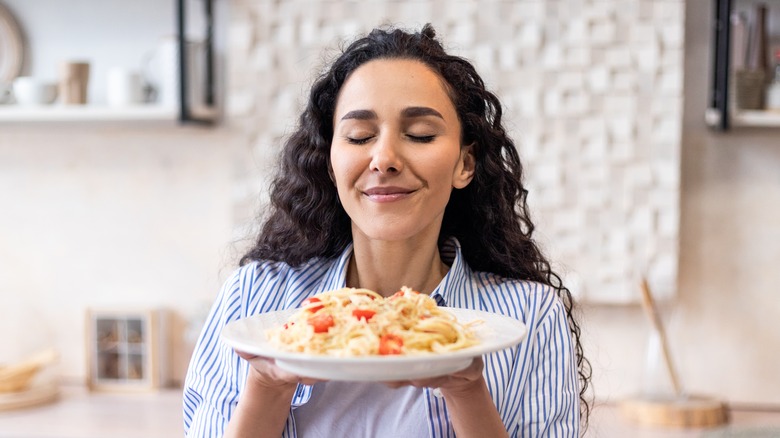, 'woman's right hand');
235,350,322,388
224,350,321,437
